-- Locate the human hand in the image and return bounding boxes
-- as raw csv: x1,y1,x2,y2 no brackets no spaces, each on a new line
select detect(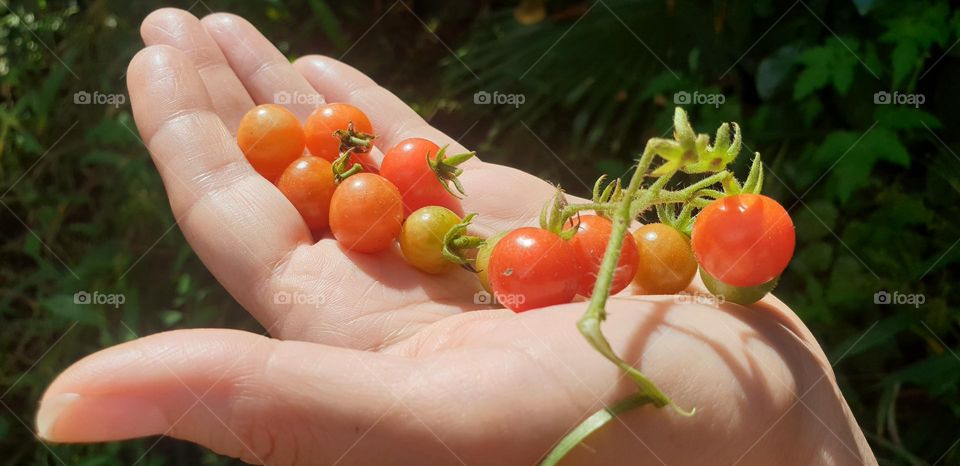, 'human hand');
37,9,877,465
